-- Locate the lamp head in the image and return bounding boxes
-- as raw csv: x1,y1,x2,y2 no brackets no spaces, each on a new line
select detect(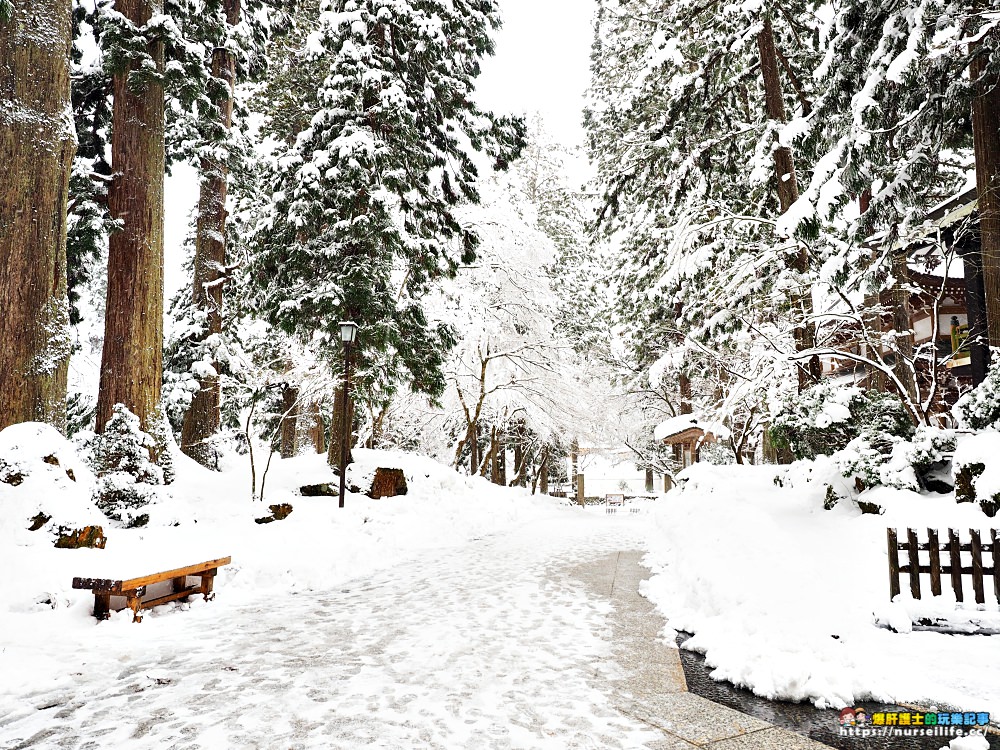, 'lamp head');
339,321,358,344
